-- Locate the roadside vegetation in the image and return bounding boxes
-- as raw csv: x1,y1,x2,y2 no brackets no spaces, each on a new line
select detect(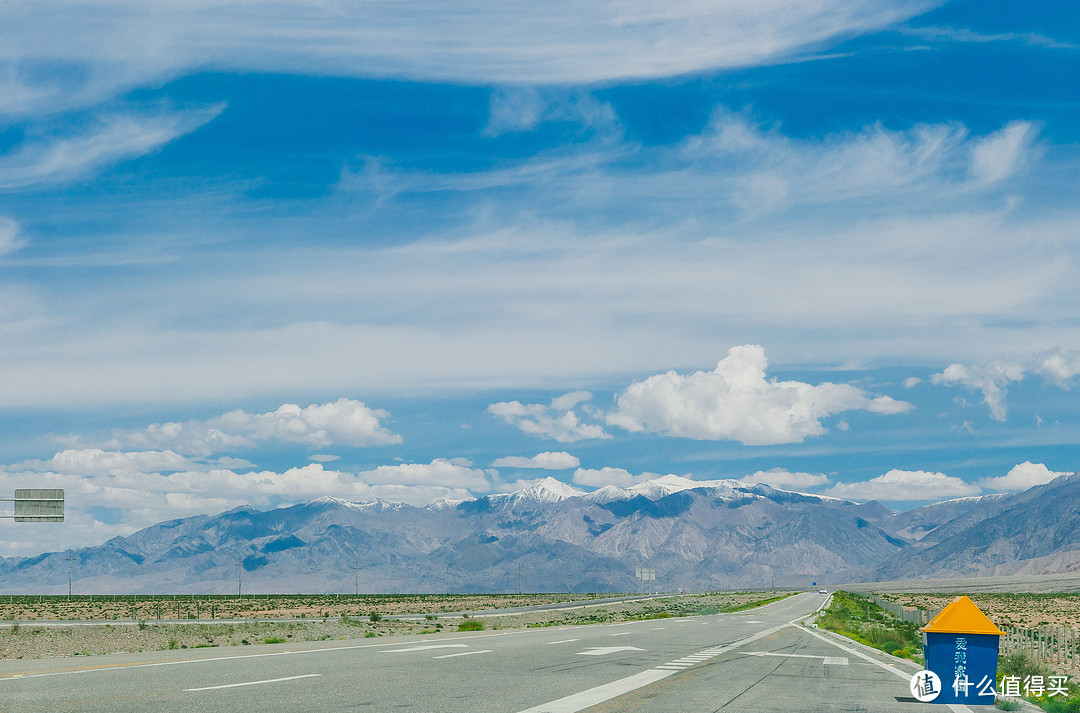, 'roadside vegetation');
816,591,923,663
1,590,791,660
996,650,1080,712
819,593,1080,712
